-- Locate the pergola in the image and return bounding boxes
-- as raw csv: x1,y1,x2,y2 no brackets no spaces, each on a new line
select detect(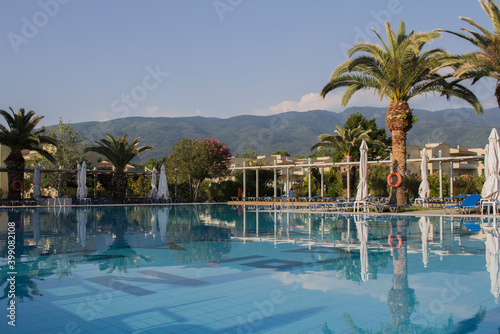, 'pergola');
230,155,485,200
0,167,153,198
